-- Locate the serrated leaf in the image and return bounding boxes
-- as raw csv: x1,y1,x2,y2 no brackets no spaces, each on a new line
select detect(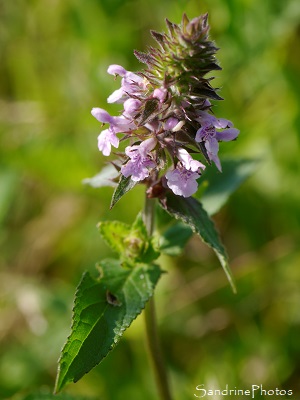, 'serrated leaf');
198,158,259,215
159,193,236,292
131,213,160,263
159,222,193,256
82,164,118,188
110,174,137,209
55,260,162,392
98,220,131,255
98,214,160,263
